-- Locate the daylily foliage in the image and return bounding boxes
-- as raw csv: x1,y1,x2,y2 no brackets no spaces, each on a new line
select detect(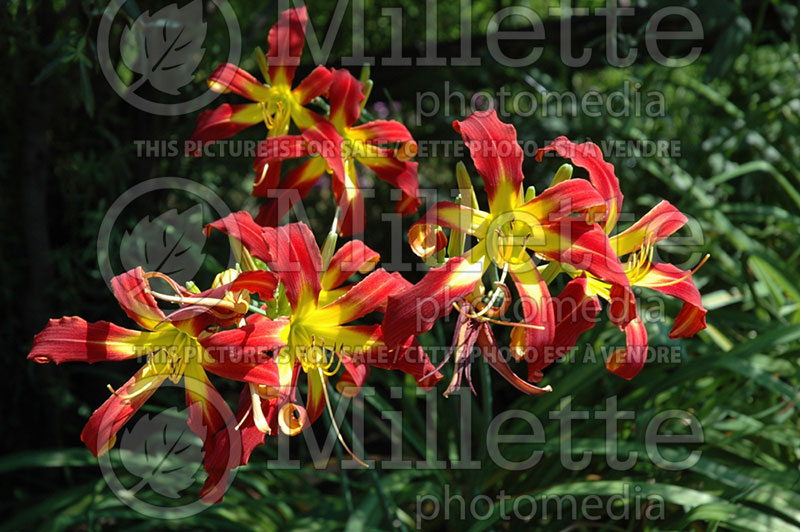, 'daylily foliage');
27,6,709,503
